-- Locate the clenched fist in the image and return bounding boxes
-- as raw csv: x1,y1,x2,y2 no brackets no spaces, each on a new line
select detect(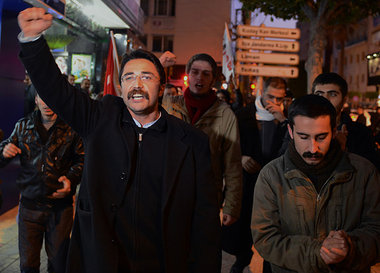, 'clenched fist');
18,7,53,38
2,143,21,159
